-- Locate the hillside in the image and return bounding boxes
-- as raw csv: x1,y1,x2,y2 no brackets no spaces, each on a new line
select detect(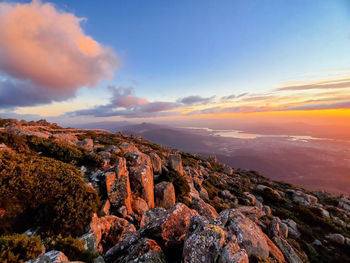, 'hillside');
0,118,349,263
